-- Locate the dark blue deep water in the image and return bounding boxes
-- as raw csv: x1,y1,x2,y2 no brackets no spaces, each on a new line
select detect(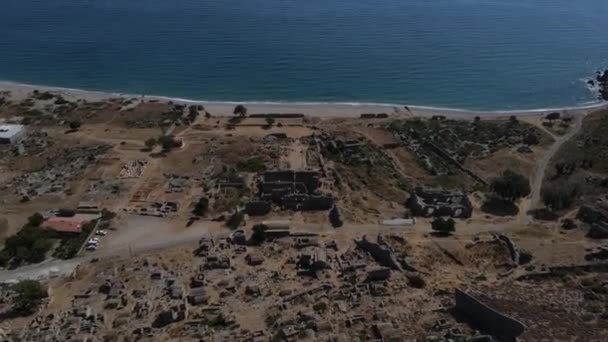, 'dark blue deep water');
1,0,607,110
